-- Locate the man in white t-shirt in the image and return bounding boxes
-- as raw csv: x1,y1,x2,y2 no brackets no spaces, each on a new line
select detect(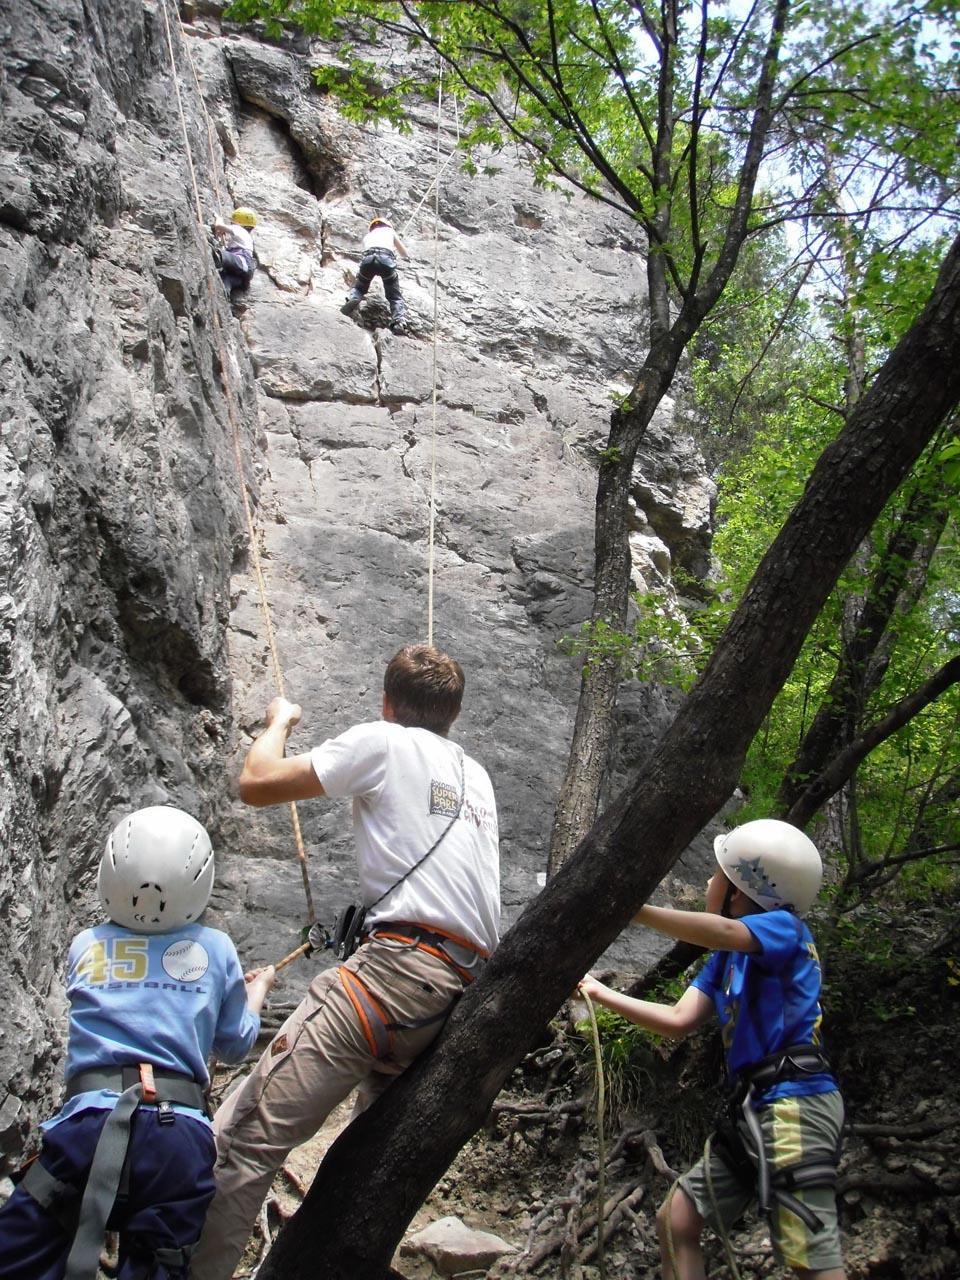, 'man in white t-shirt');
190,644,500,1280
340,215,410,332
